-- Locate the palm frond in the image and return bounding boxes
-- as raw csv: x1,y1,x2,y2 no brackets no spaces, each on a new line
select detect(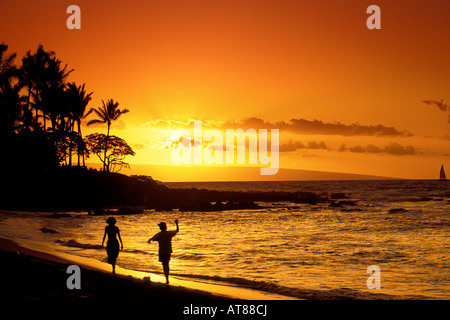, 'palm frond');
87,119,105,126
93,107,107,120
